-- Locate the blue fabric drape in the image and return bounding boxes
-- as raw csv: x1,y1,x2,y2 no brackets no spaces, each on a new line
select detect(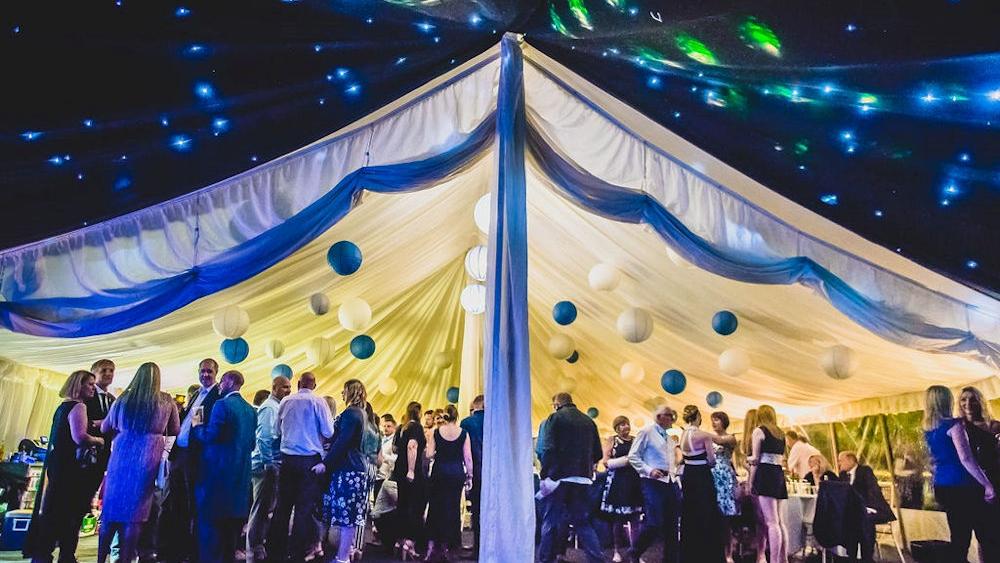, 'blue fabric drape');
0,113,496,338
526,124,1000,369
480,34,535,562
